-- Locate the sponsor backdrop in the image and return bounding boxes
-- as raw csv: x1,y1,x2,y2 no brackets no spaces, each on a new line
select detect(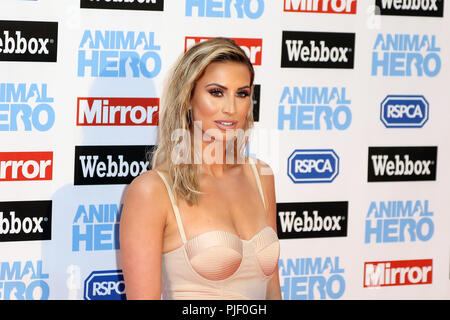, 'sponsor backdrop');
0,0,449,300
